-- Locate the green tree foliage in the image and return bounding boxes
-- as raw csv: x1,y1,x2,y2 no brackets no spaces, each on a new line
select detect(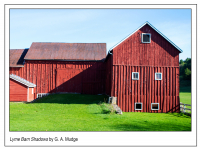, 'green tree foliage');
184,68,191,80
179,59,184,64
179,58,191,80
